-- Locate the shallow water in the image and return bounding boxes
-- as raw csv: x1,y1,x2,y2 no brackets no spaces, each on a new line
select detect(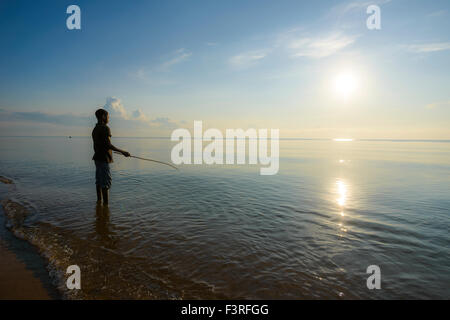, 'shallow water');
0,136,449,299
